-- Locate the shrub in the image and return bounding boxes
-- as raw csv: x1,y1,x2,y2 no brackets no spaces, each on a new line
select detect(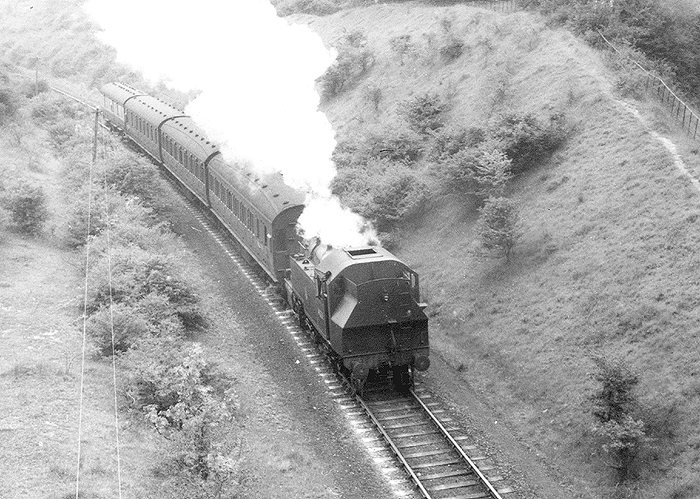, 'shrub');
86,303,150,357
589,356,649,481
365,124,424,164
400,92,446,134
389,34,417,66
121,340,240,491
444,147,512,199
103,149,167,211
428,125,486,162
475,196,521,261
30,93,85,125
490,112,568,174
439,37,465,62
1,180,49,236
0,85,20,124
318,32,374,99
367,165,430,232
590,356,640,425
